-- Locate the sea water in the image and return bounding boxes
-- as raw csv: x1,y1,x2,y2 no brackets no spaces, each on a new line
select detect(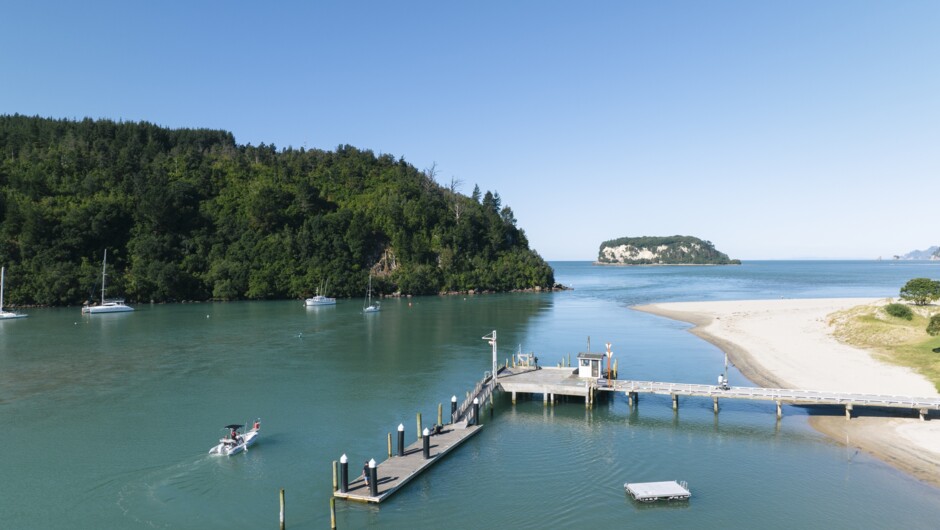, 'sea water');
2,261,939,528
